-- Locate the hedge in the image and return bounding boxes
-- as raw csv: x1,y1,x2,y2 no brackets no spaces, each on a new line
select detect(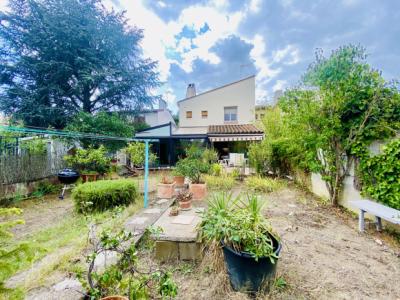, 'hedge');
72,179,137,213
